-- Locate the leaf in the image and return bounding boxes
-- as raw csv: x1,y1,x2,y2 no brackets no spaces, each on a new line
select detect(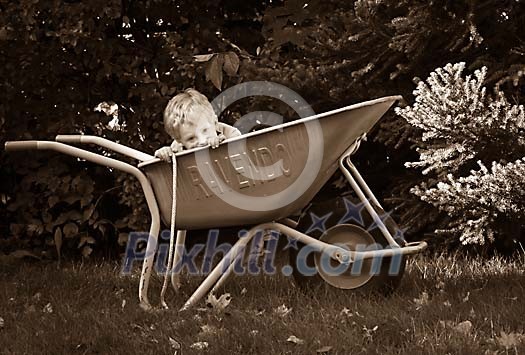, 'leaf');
317,345,333,353
453,320,472,335
63,223,78,238
9,224,24,236
193,53,215,62
83,205,95,222
274,304,292,317
118,233,128,246
222,52,239,76
81,246,93,258
413,291,429,310
160,83,168,96
168,336,181,350
205,55,223,90
206,292,231,311
9,250,40,259
78,235,96,248
496,330,524,349
54,227,63,260
287,335,304,345
0,250,40,265
189,342,208,350
43,303,53,313
199,324,219,335
42,211,52,224
53,212,69,226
